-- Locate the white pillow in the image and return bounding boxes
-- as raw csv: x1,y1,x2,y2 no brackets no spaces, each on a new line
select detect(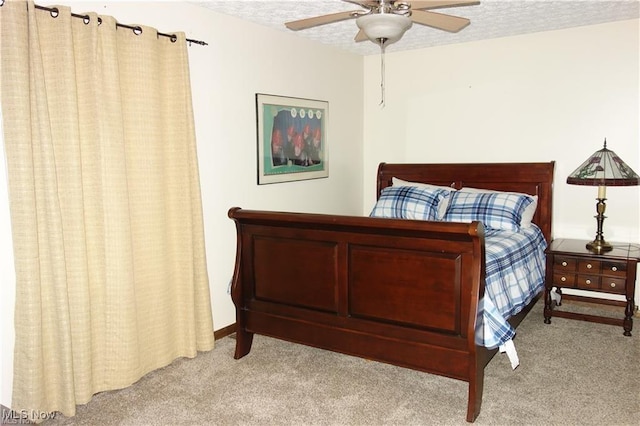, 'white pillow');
459,187,538,228
392,177,456,219
392,177,457,192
